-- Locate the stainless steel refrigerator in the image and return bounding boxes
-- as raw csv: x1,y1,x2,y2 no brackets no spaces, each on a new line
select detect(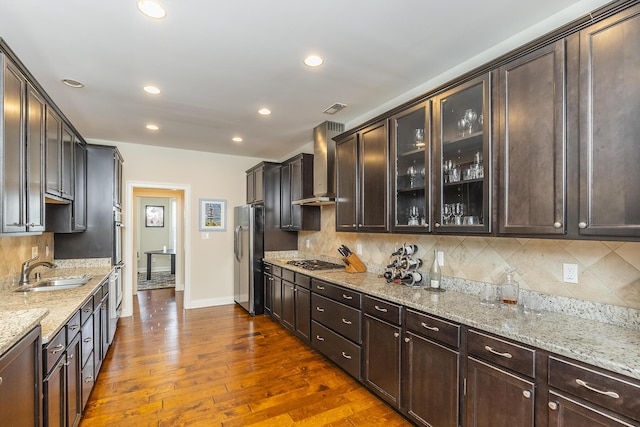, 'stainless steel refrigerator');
233,205,264,315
